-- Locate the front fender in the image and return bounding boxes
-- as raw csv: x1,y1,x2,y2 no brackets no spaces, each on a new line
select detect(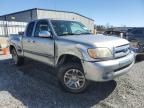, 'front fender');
55,39,96,64
56,46,84,64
